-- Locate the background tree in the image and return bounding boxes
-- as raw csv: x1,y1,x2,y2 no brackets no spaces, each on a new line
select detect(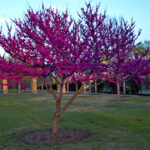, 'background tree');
132,40,150,89
0,55,41,87
107,46,150,100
